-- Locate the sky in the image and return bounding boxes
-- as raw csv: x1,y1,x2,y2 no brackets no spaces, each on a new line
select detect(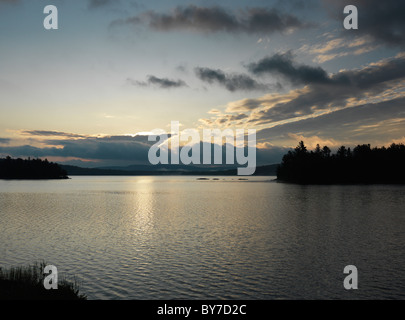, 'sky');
0,0,404,167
